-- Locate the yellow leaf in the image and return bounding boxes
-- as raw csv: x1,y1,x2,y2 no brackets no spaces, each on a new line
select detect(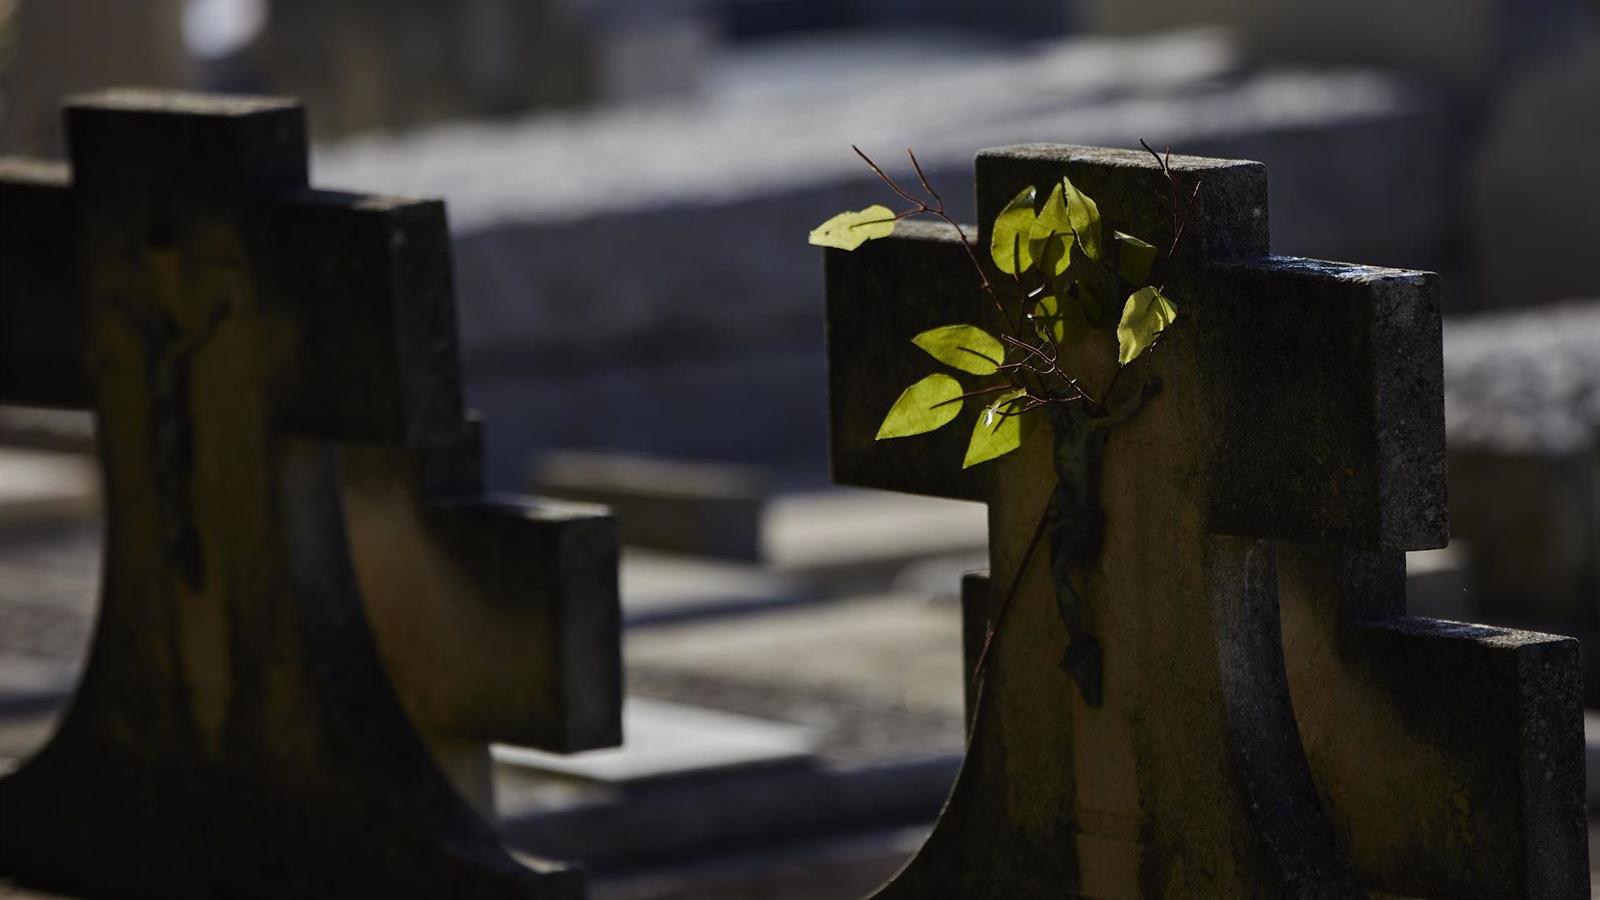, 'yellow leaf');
963,390,1028,467
989,187,1037,275
1030,183,1076,277
912,324,1004,375
1062,174,1101,261
876,374,964,440
1116,287,1178,365
809,205,896,251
